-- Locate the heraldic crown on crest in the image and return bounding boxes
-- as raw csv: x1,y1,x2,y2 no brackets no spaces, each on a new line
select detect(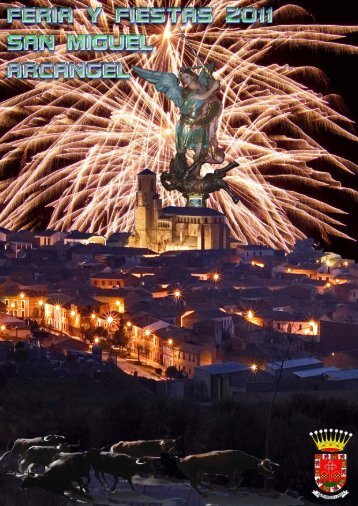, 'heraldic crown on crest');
310,429,353,453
